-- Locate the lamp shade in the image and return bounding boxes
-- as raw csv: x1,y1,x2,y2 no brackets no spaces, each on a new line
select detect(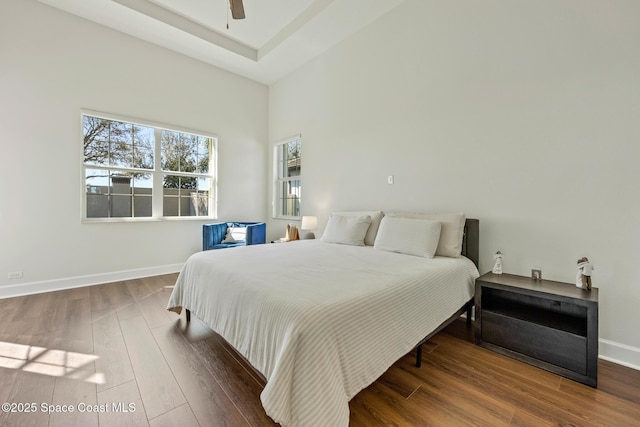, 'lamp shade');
301,215,318,230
